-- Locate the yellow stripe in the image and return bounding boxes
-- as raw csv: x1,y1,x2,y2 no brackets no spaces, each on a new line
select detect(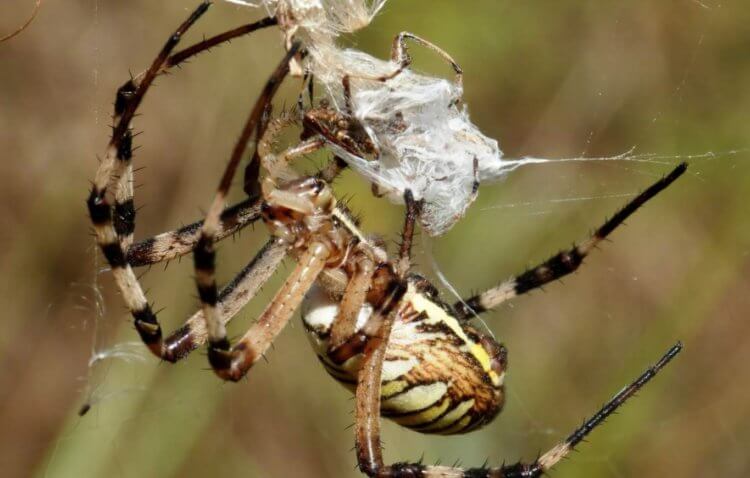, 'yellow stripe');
381,380,409,398
391,396,452,427
439,415,473,435
409,288,501,386
419,398,475,432
382,382,447,412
